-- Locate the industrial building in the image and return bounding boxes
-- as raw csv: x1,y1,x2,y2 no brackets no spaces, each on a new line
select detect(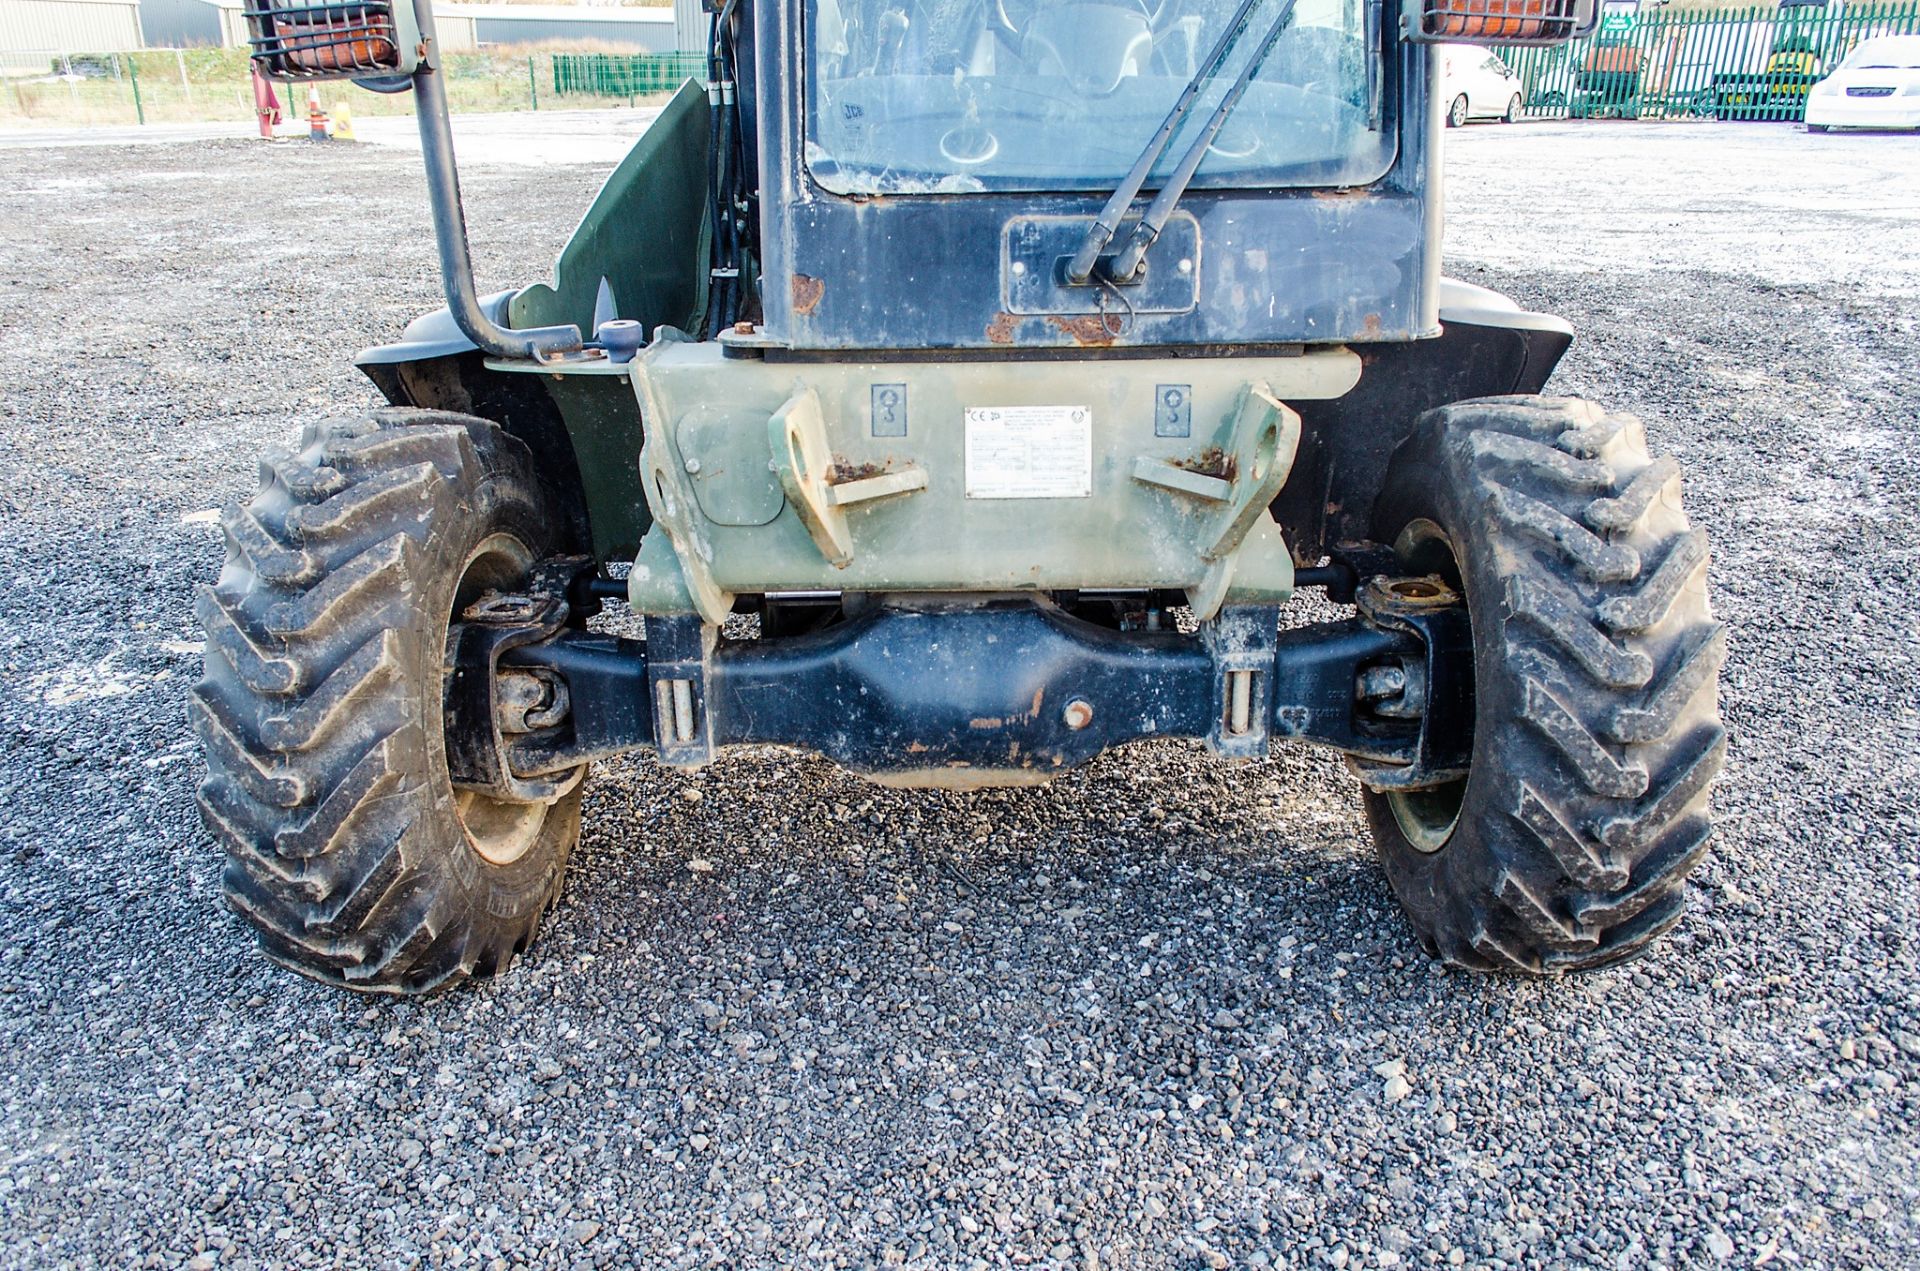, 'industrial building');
0,0,701,72
1,0,144,73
